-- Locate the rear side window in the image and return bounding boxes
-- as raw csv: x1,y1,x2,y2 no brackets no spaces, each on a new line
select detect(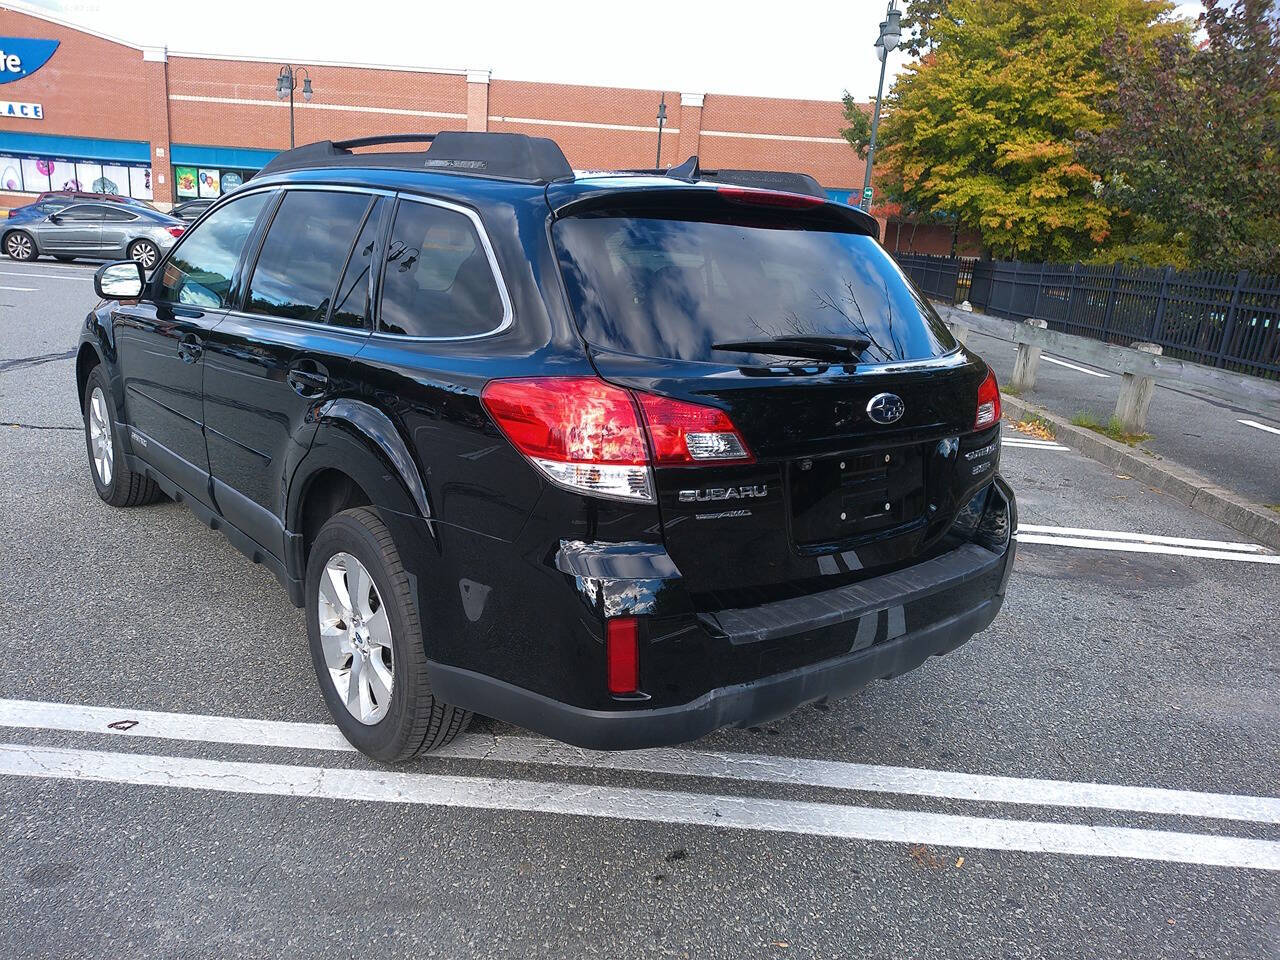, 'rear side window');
157,191,269,308
554,216,955,365
246,190,372,324
377,199,504,338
